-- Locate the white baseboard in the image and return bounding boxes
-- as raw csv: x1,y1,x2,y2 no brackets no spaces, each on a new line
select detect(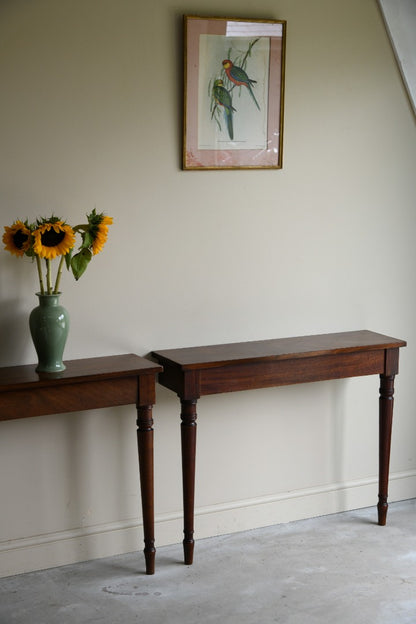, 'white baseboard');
1,470,415,578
